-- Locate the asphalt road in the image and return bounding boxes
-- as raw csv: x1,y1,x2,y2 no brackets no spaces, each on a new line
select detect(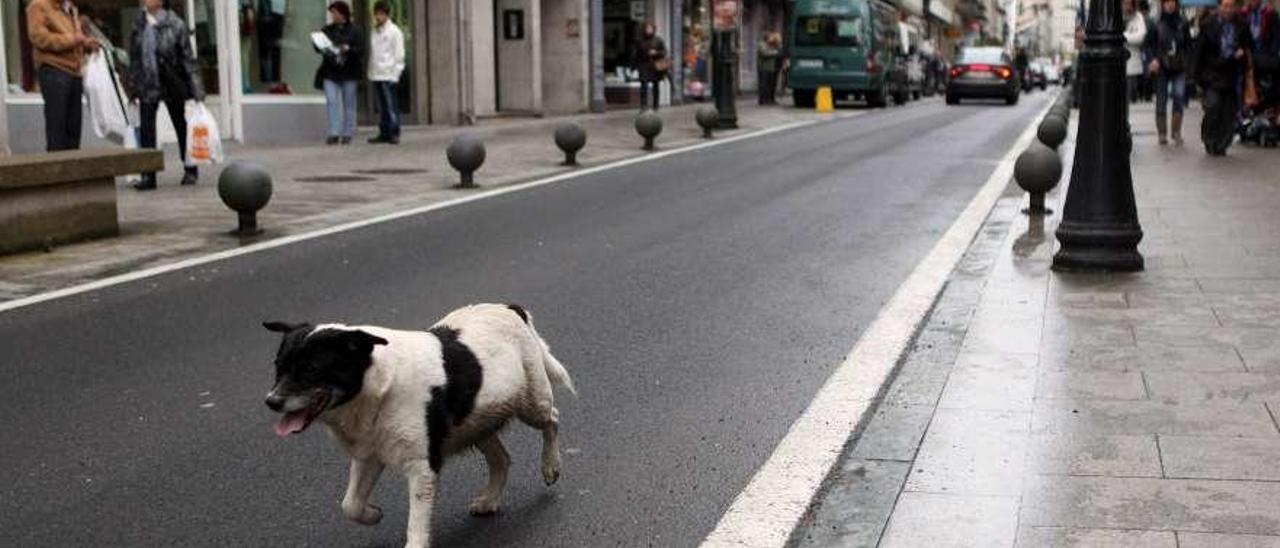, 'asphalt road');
0,93,1048,547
